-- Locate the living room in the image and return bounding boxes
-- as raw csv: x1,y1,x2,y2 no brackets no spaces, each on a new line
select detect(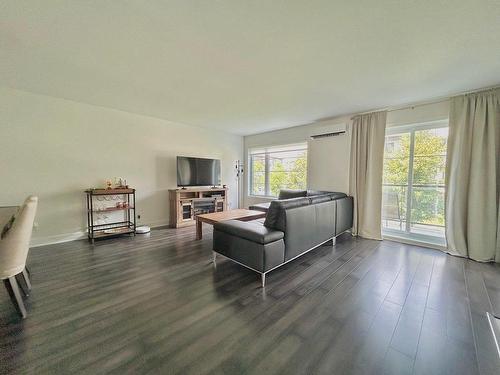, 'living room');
1,2,499,374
